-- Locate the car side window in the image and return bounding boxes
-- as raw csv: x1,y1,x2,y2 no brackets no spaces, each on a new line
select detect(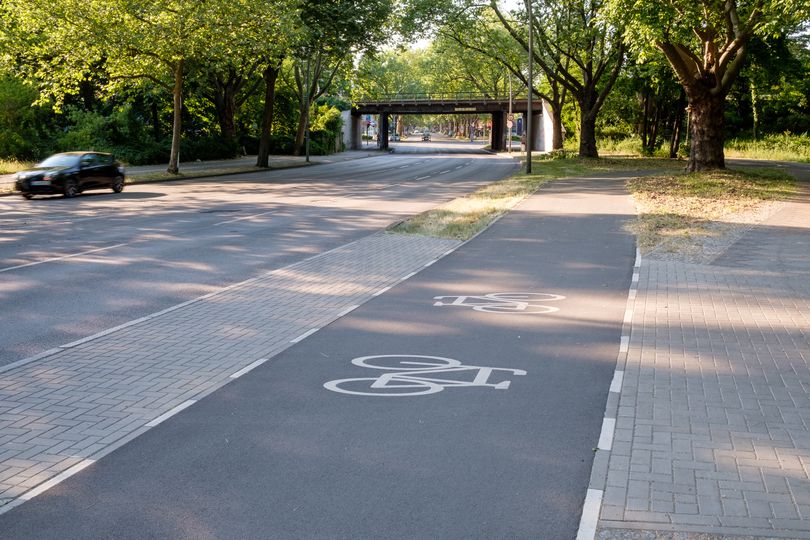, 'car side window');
80,155,92,167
